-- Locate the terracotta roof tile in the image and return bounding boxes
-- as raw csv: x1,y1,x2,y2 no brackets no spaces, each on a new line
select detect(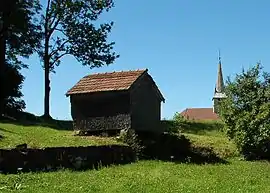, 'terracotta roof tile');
180,108,220,121
66,69,147,95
